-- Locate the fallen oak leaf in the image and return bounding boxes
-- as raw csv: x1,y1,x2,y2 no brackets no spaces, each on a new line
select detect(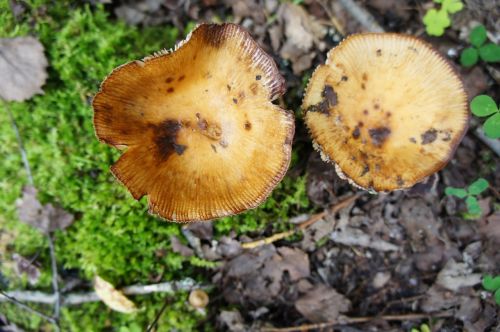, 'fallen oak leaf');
94,276,138,314
0,37,48,101
16,185,74,234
